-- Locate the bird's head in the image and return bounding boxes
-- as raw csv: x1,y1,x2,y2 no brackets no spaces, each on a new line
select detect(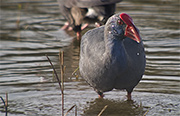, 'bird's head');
106,13,141,43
